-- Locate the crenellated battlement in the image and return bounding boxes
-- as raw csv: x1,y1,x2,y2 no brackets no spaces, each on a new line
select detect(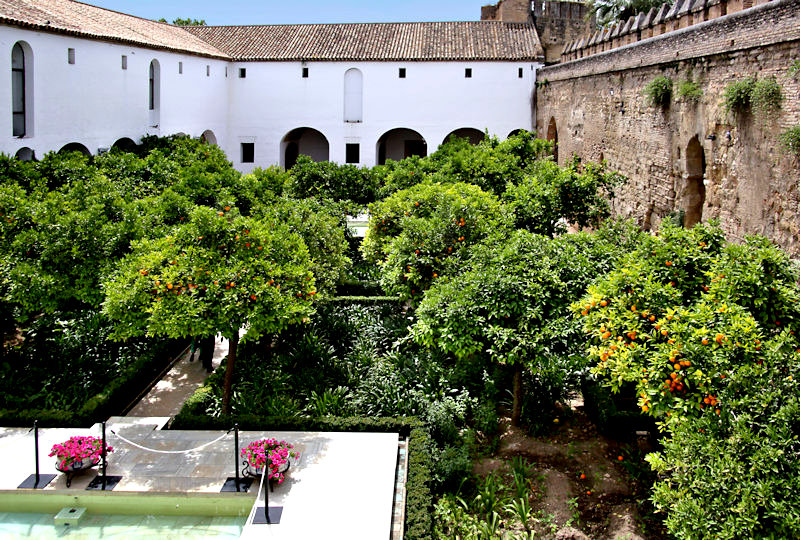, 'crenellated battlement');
561,0,775,62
